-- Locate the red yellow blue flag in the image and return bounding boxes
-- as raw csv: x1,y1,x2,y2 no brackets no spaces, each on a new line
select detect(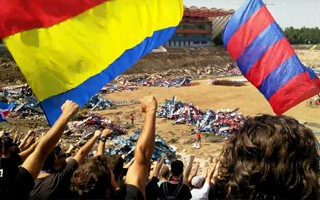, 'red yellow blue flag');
223,0,320,114
0,0,184,125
